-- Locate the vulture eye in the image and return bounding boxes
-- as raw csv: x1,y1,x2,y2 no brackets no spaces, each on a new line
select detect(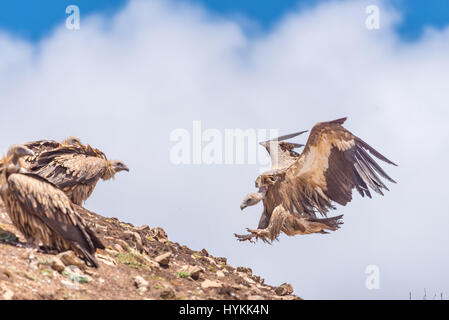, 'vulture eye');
246,199,251,203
